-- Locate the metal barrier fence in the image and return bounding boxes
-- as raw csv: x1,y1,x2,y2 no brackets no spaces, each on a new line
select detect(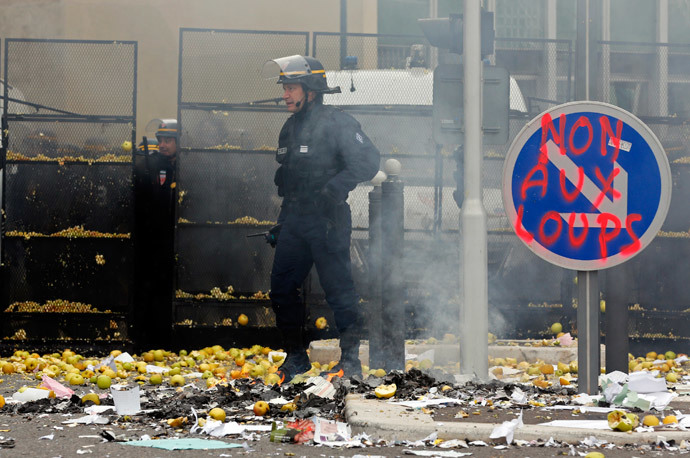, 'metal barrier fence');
173,29,580,340
174,29,309,338
0,39,137,348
